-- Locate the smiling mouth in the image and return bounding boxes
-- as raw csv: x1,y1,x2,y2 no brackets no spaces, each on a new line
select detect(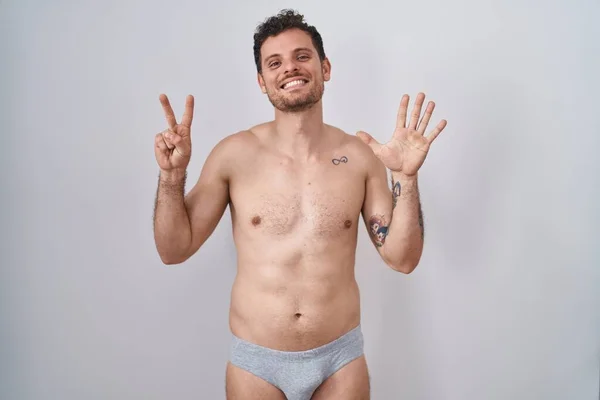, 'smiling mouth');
281,79,308,90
